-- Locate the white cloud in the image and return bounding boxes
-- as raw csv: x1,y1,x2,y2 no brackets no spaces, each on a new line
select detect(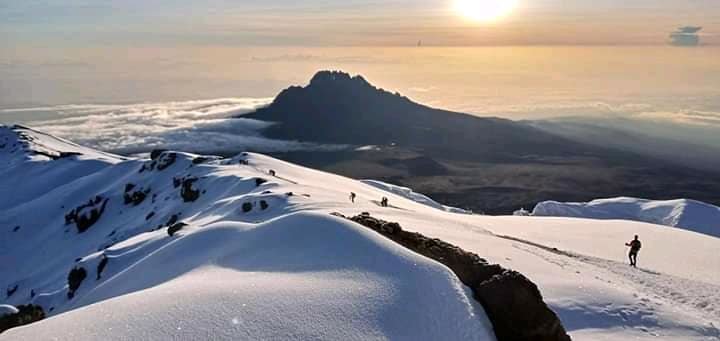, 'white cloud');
5,98,347,154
